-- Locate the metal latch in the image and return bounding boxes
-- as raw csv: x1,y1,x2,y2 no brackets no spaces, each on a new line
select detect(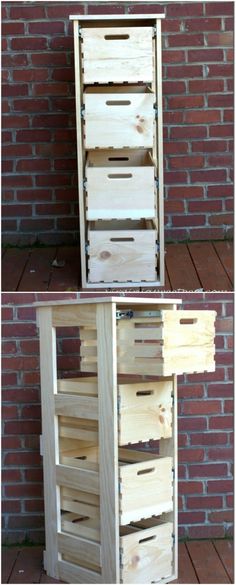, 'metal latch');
116,310,134,320
116,310,161,319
